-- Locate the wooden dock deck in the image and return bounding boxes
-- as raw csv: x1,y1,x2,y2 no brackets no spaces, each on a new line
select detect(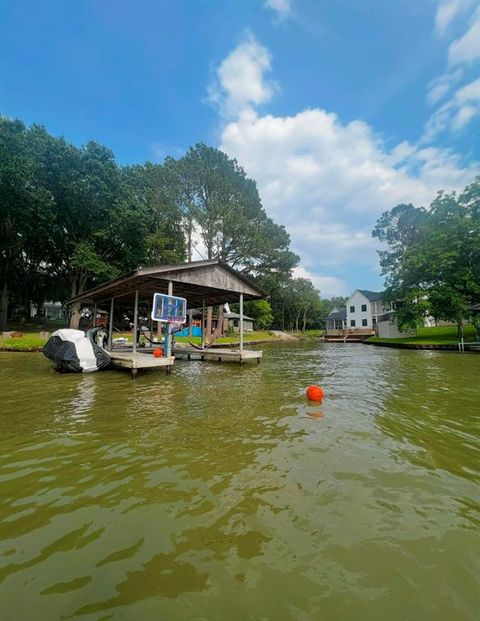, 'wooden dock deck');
173,344,262,364
109,350,175,376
